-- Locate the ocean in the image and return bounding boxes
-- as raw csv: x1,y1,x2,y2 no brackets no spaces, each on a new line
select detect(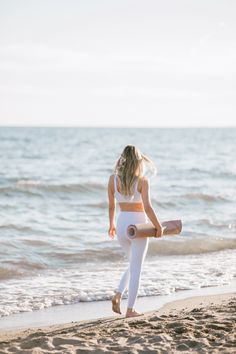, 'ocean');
0,127,235,318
